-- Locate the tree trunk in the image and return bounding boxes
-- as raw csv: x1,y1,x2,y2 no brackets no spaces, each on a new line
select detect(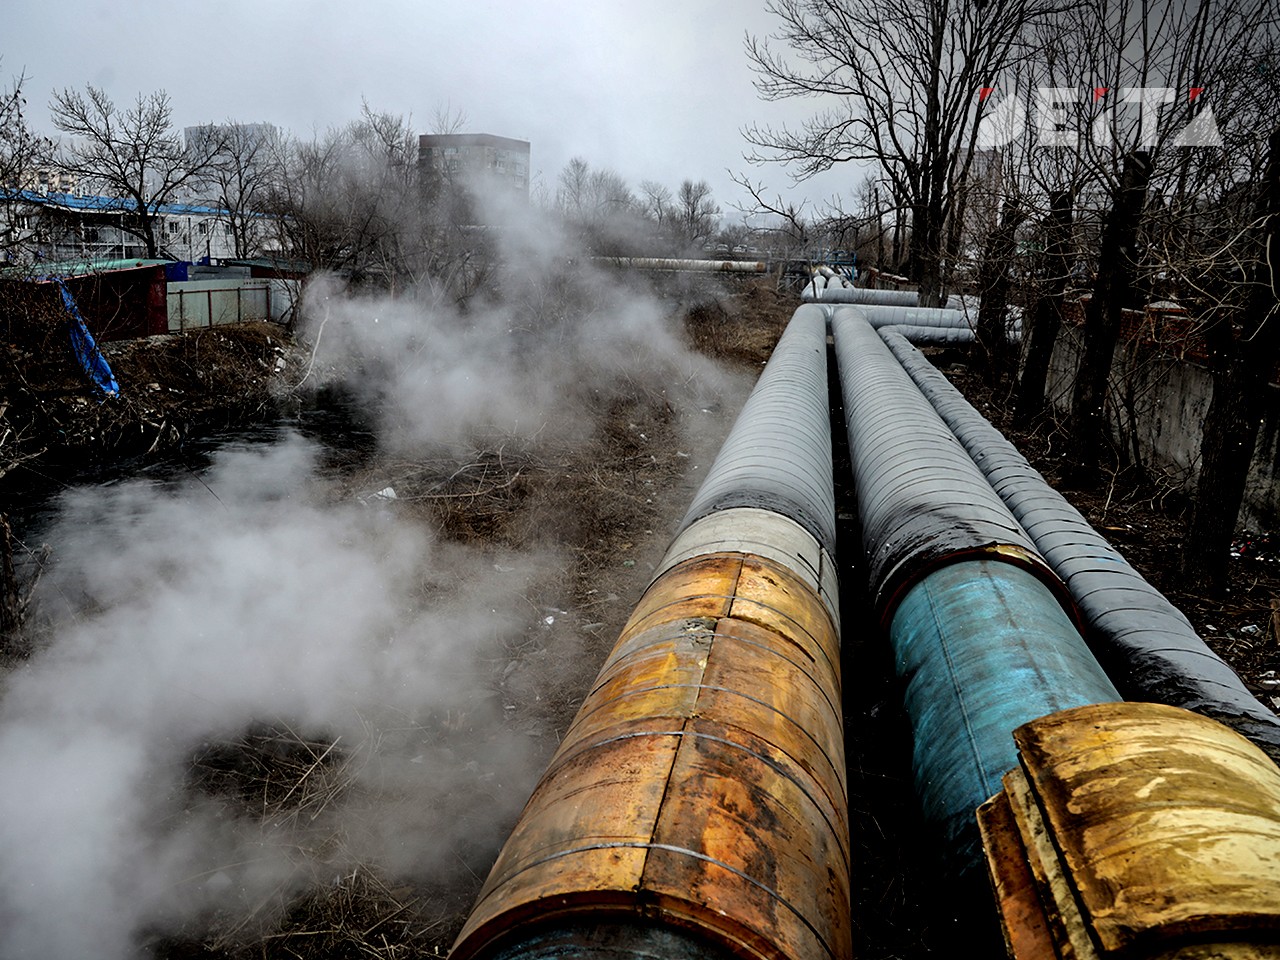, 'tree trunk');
914,196,946,307
976,197,1022,384
0,515,19,644
1015,190,1074,427
1179,127,1280,597
892,197,905,273
1067,151,1153,485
